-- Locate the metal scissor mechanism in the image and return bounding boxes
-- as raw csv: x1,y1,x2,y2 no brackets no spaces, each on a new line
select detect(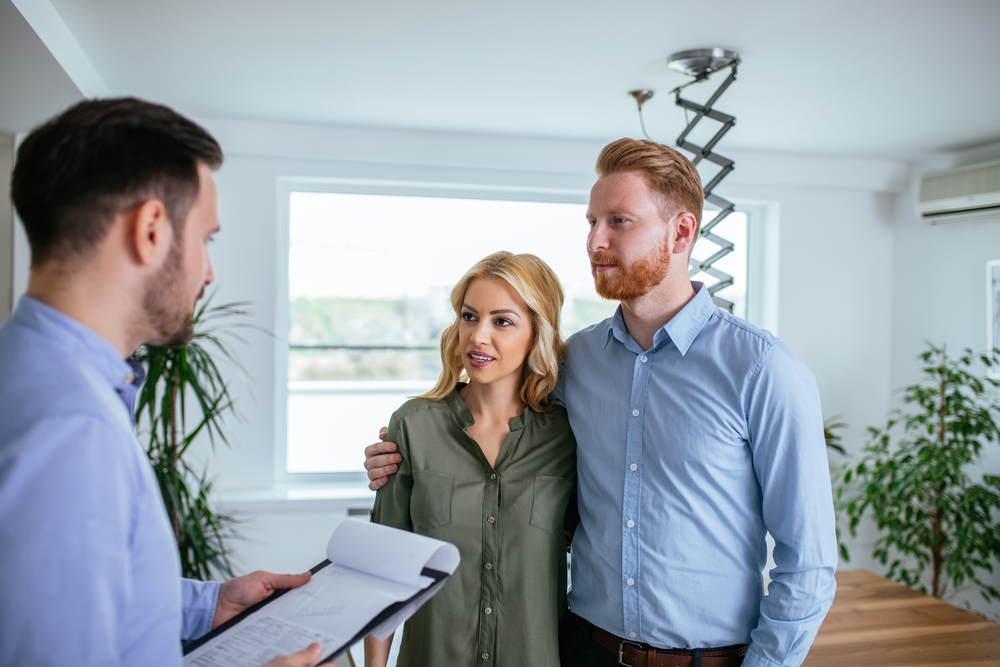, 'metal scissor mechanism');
629,47,742,312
